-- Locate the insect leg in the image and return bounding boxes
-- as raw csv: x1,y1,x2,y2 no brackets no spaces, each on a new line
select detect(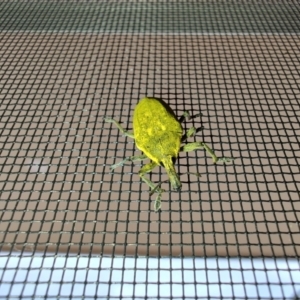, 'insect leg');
104,117,134,138
179,111,202,123
181,126,205,142
138,162,165,212
182,127,197,141
181,142,235,164
180,112,204,142
179,111,191,123
110,154,147,170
